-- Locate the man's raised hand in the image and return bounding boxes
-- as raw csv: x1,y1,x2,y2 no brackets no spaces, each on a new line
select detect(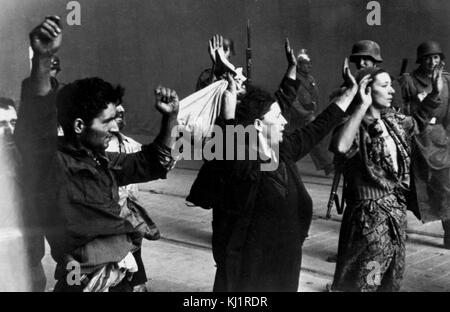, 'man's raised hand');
431,61,445,96
30,16,62,57
154,86,179,117
209,34,224,64
285,38,297,67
